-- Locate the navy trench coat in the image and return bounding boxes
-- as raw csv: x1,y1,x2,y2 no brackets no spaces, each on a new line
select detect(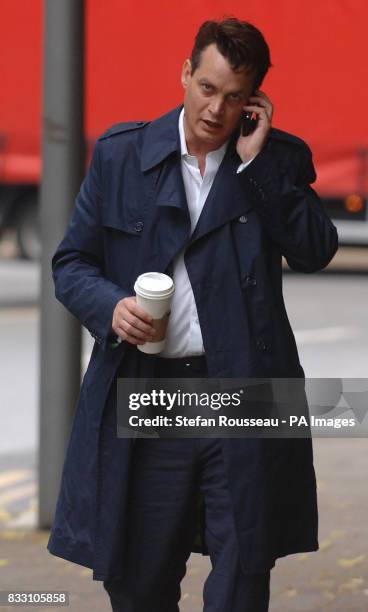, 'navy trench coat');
47,104,338,580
